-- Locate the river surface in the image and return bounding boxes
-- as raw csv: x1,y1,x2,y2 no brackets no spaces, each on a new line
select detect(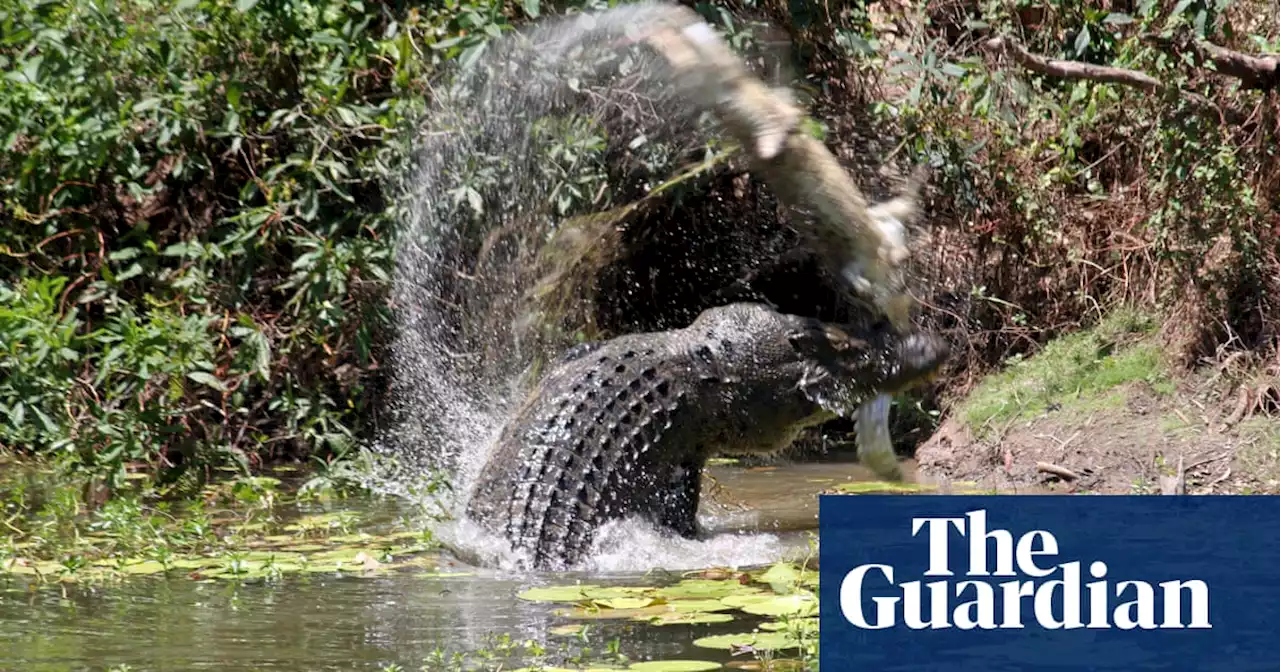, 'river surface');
0,458,907,671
